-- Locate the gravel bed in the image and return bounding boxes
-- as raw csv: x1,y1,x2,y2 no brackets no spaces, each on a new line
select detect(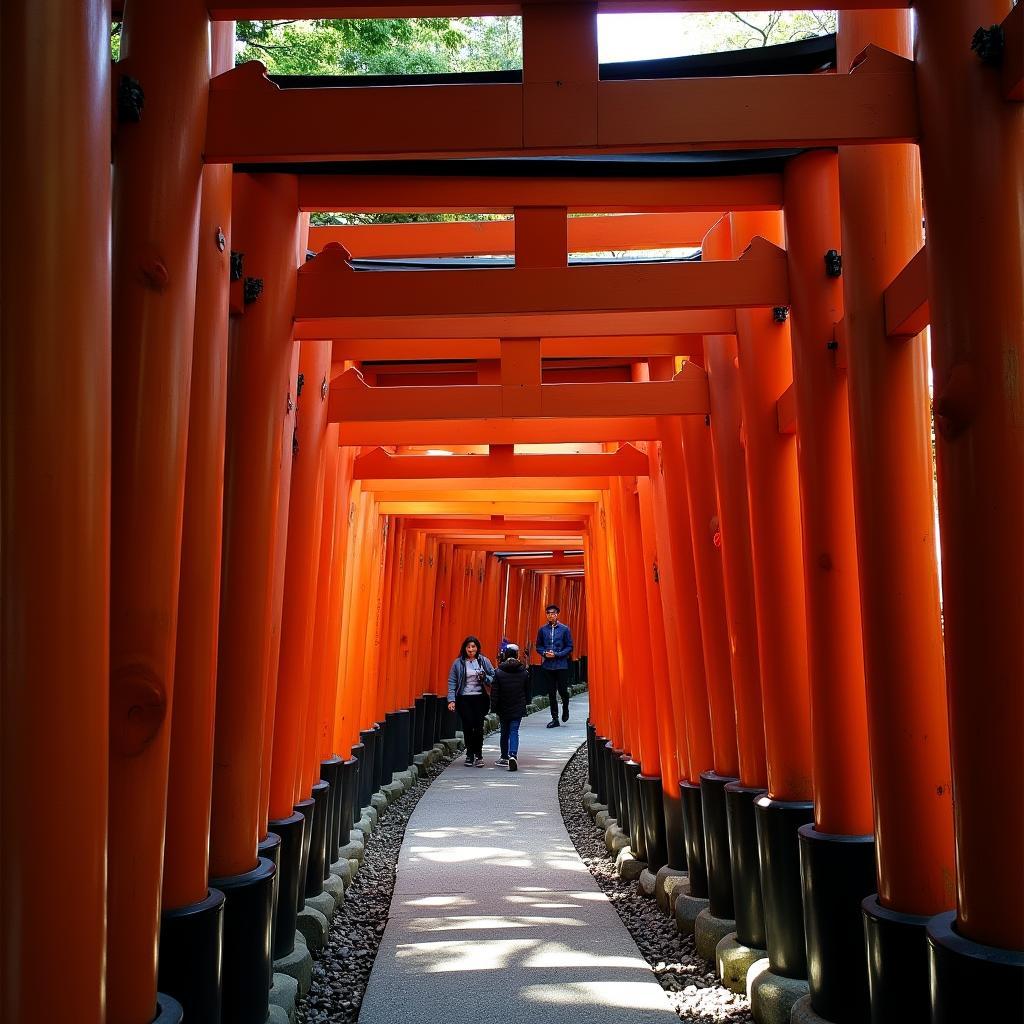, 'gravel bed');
559,743,754,1024
295,749,457,1024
